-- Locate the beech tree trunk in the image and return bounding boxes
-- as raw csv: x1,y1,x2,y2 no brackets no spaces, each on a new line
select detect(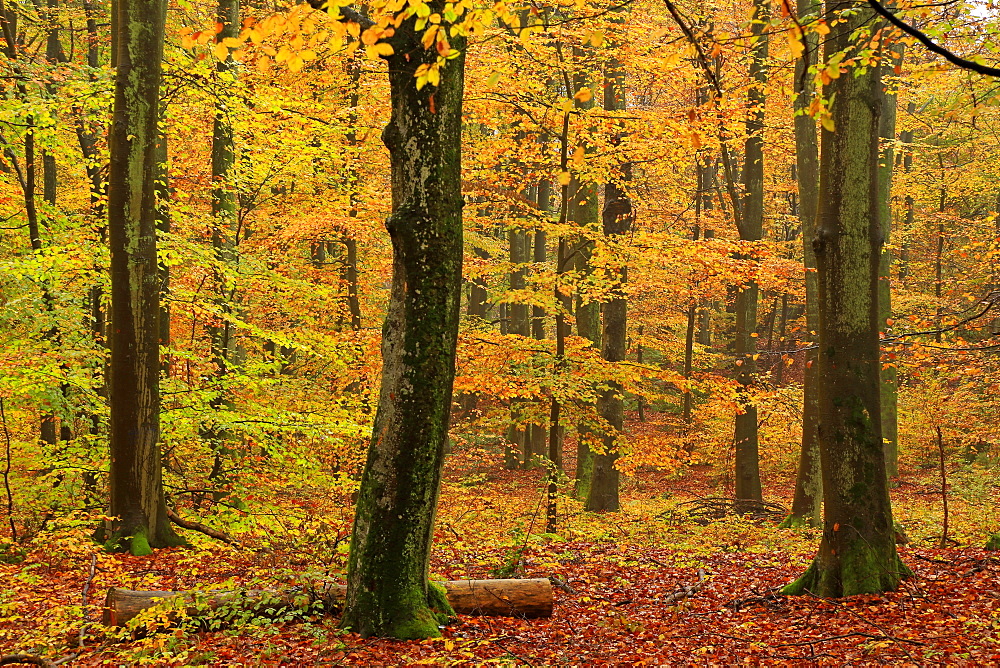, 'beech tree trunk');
733,0,768,502
105,0,184,554
783,0,822,529
586,56,631,513
336,7,465,639
571,50,601,500
783,0,908,597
